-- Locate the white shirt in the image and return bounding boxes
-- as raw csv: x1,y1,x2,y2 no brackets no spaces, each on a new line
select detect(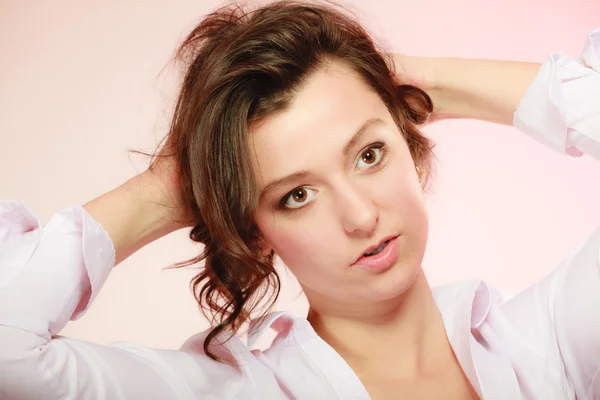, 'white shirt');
0,28,599,400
